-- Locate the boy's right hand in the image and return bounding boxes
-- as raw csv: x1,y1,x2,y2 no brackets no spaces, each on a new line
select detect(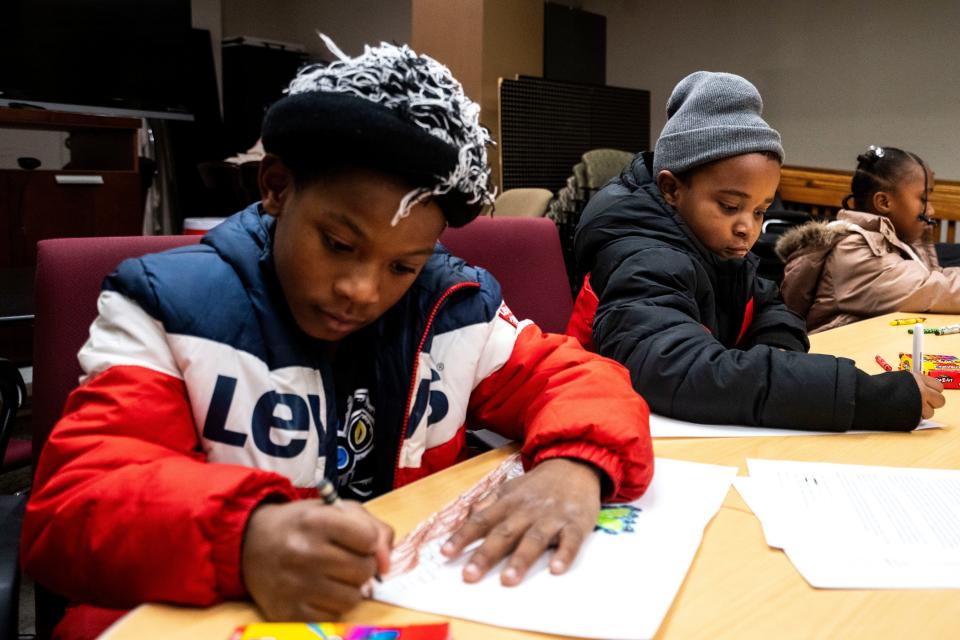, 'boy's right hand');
241,499,393,621
911,371,946,420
